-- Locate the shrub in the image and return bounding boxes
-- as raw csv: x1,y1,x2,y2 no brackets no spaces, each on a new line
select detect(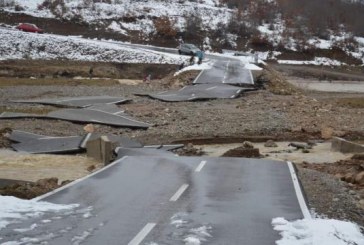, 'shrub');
153,16,177,38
